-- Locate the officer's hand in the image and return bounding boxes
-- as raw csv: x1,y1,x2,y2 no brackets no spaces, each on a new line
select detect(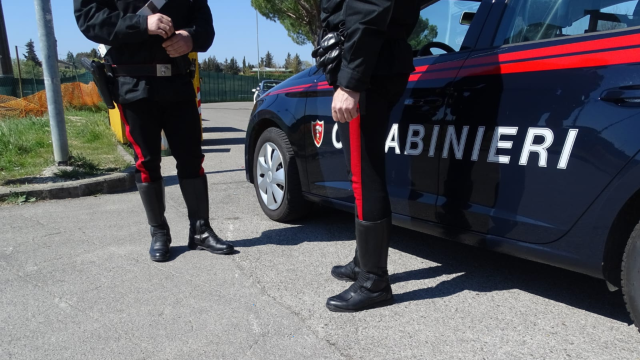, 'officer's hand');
163,30,193,58
147,14,174,39
332,87,360,123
